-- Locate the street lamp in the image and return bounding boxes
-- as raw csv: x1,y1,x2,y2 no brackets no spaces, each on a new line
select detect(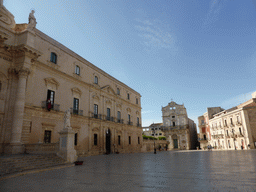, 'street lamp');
152,124,156,154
